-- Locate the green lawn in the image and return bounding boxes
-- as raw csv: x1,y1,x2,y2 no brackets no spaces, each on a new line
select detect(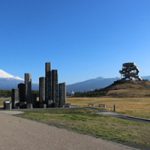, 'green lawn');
19,108,150,149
